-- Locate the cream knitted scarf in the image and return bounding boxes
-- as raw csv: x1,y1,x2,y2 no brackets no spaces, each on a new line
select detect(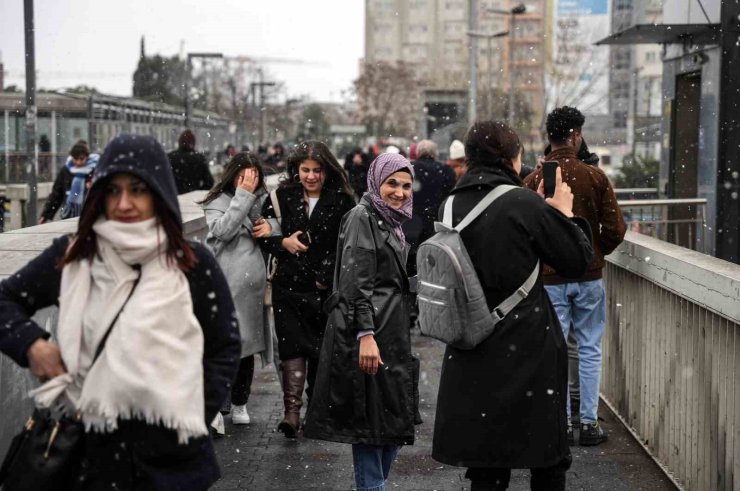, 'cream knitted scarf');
30,218,208,443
